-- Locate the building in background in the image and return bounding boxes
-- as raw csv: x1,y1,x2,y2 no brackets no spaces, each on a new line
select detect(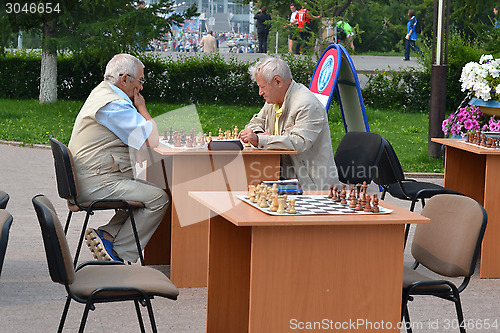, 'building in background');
143,0,254,34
